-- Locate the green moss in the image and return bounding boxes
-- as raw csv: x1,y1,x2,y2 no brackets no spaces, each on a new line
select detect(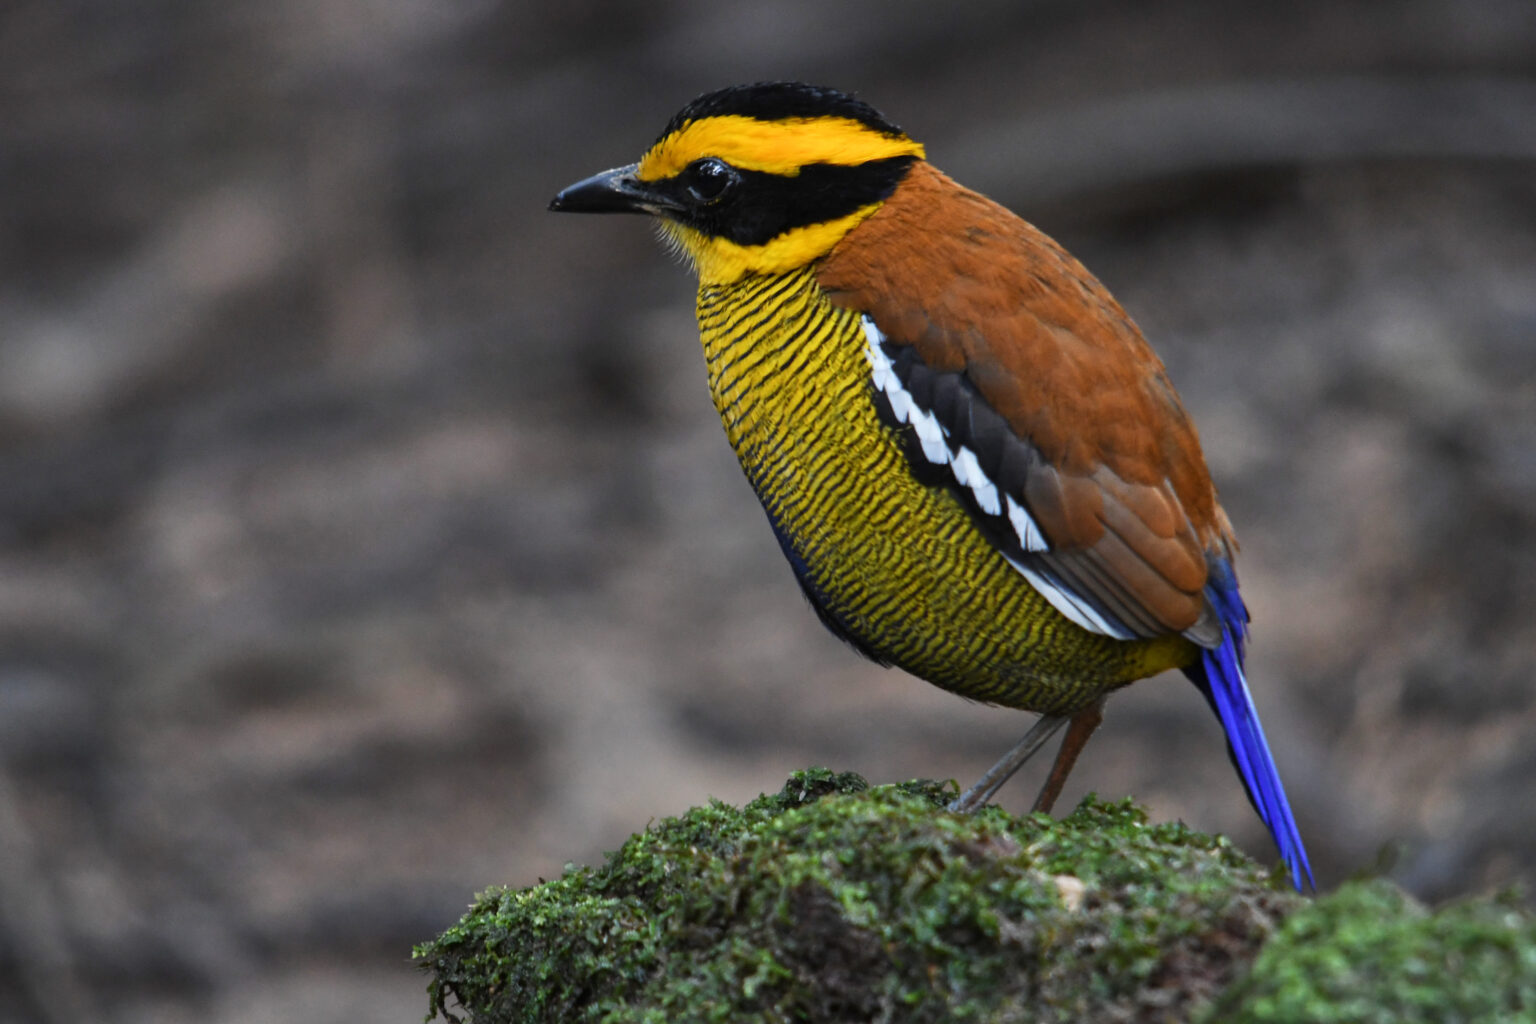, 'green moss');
1206,879,1536,1023
417,768,1296,1023
418,770,1536,1021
